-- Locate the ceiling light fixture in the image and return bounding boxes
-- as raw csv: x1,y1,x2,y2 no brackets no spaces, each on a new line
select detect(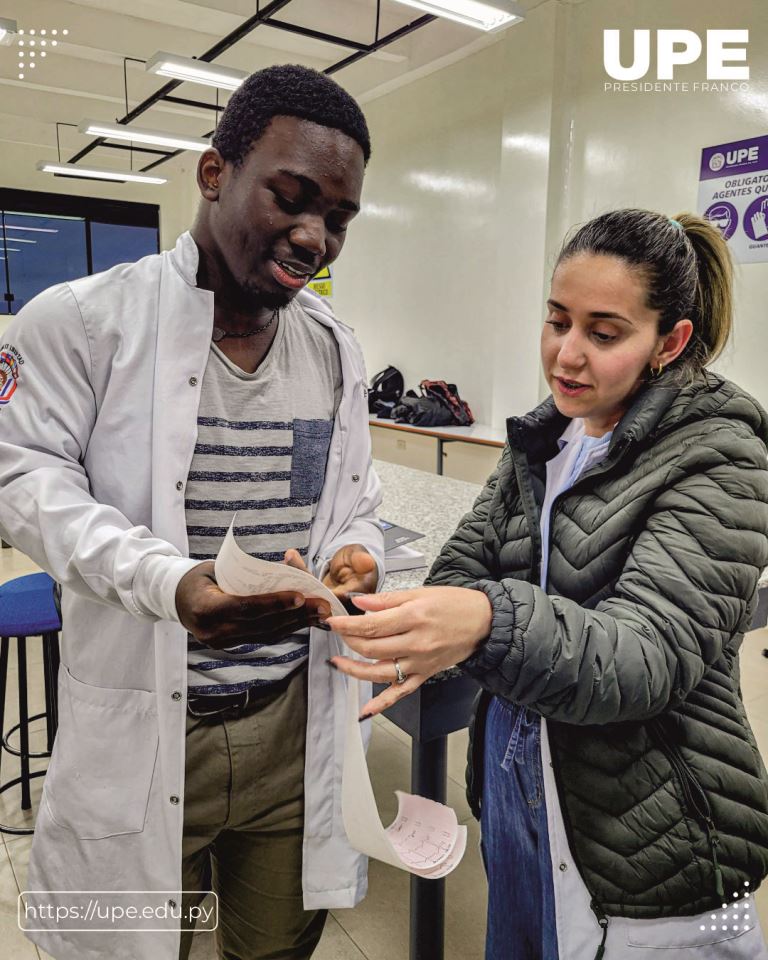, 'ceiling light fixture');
36,162,166,185
145,51,247,91
78,119,211,153
0,16,18,44
392,0,524,31
0,235,36,243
